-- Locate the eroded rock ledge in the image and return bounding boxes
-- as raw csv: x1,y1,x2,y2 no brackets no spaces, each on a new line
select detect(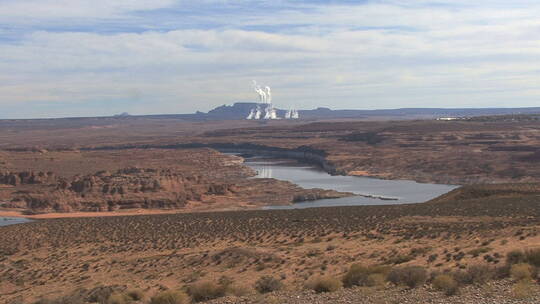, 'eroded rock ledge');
0,149,354,214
